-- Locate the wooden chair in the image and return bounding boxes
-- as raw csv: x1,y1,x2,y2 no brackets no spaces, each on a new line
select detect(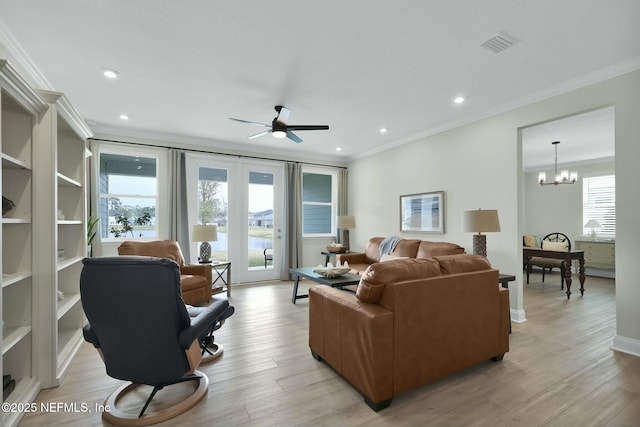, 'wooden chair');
526,232,572,290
